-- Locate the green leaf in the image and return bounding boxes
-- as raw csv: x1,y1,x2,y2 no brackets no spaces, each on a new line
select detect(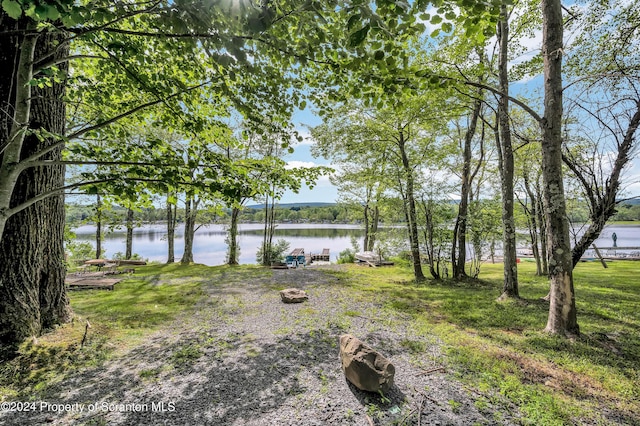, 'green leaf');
373,50,385,60
349,24,370,47
347,14,361,31
2,0,22,19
